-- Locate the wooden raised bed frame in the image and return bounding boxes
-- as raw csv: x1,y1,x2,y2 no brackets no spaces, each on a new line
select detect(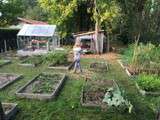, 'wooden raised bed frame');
2,103,18,120
16,73,66,101
19,60,42,67
81,80,116,108
0,73,22,90
118,59,160,77
48,62,74,70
